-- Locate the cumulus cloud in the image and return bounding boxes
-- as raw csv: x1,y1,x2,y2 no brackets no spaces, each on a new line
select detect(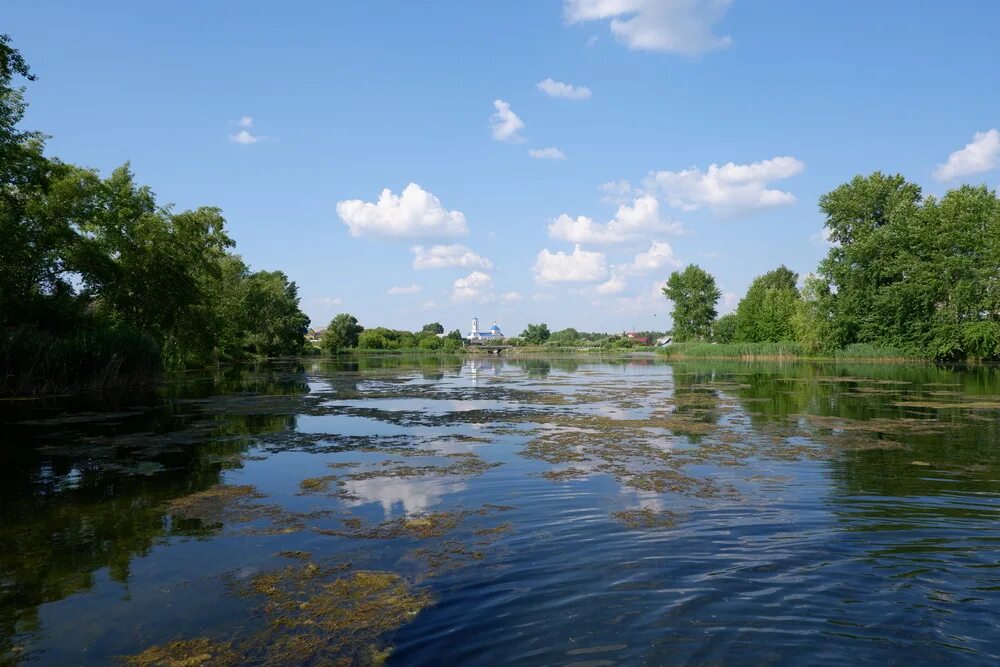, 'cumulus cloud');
597,272,627,294
549,195,681,243
387,284,421,295
534,245,608,283
564,0,733,56
626,240,680,273
452,271,494,302
536,78,592,100
720,290,739,313
308,296,342,308
411,244,494,270
237,115,253,128
500,291,523,302
337,183,468,238
646,156,804,218
934,129,1000,181
490,99,525,142
529,147,567,160
230,130,260,145
596,241,679,296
